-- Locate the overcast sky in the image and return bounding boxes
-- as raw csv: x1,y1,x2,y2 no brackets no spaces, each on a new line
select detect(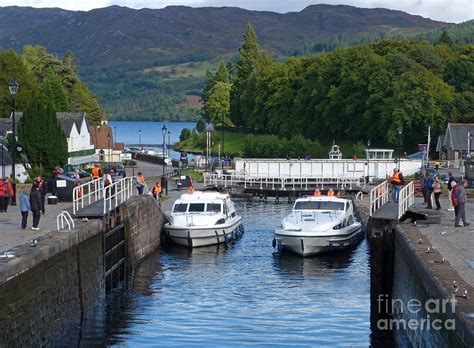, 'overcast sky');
0,0,472,23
